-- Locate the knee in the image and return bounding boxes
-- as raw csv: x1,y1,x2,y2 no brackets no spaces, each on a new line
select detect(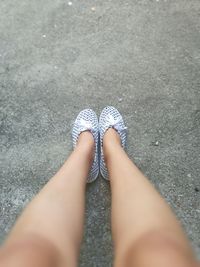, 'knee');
0,234,62,267
114,230,196,267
